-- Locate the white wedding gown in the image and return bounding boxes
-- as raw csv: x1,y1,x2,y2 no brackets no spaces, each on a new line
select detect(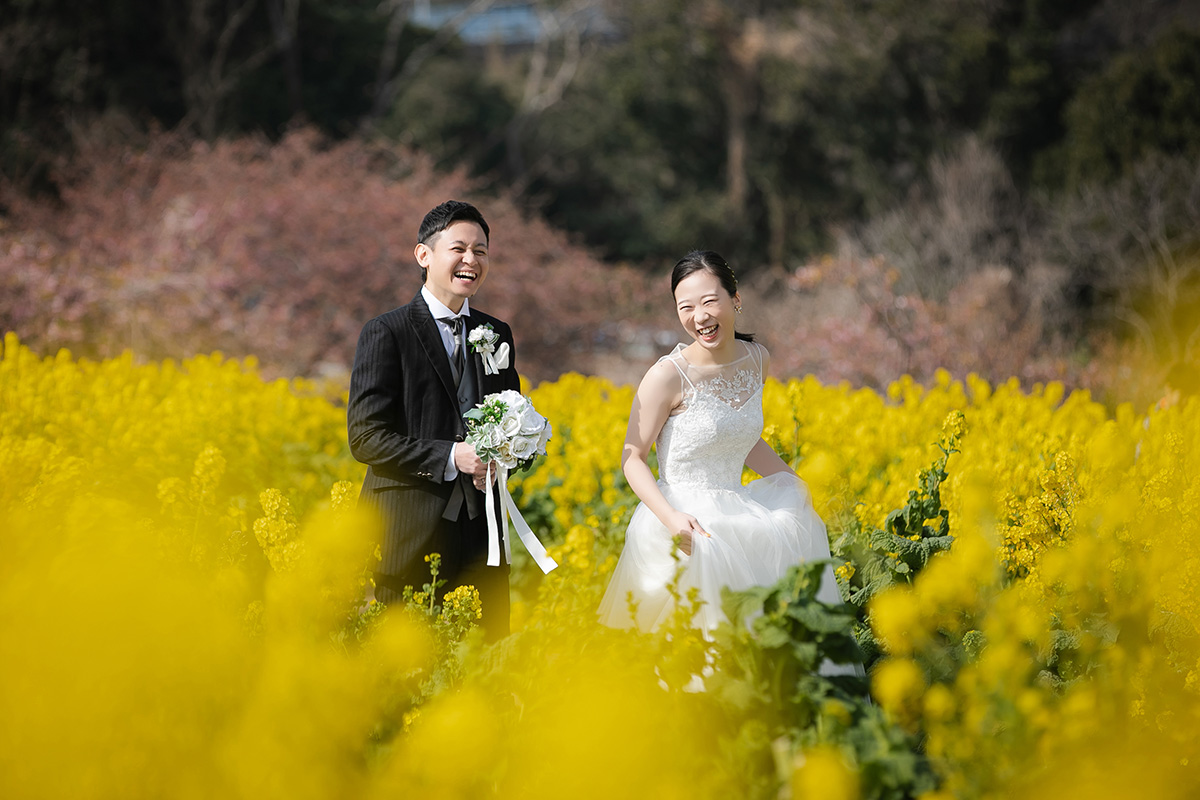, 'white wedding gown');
598,341,845,634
